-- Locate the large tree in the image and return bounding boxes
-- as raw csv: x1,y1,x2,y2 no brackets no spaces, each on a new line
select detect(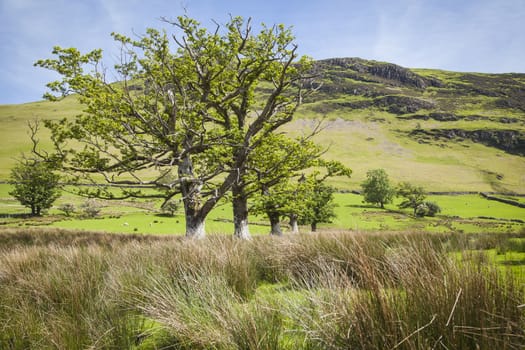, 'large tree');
33,16,312,238
9,158,61,216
